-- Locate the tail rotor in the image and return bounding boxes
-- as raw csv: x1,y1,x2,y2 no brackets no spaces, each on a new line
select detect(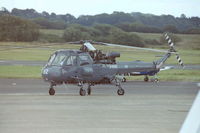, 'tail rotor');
164,33,184,67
